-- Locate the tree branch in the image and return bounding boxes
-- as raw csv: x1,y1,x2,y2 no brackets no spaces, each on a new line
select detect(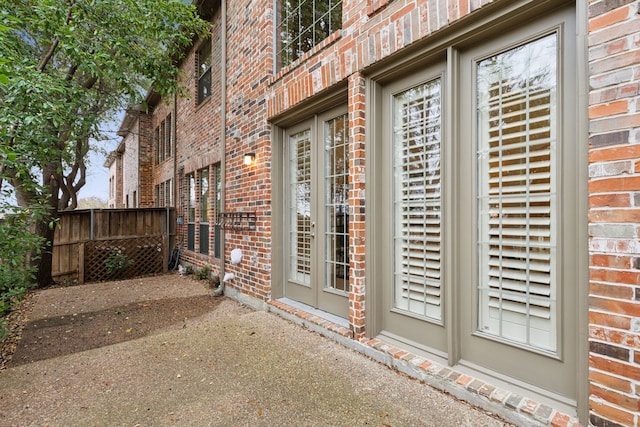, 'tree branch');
37,0,76,72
